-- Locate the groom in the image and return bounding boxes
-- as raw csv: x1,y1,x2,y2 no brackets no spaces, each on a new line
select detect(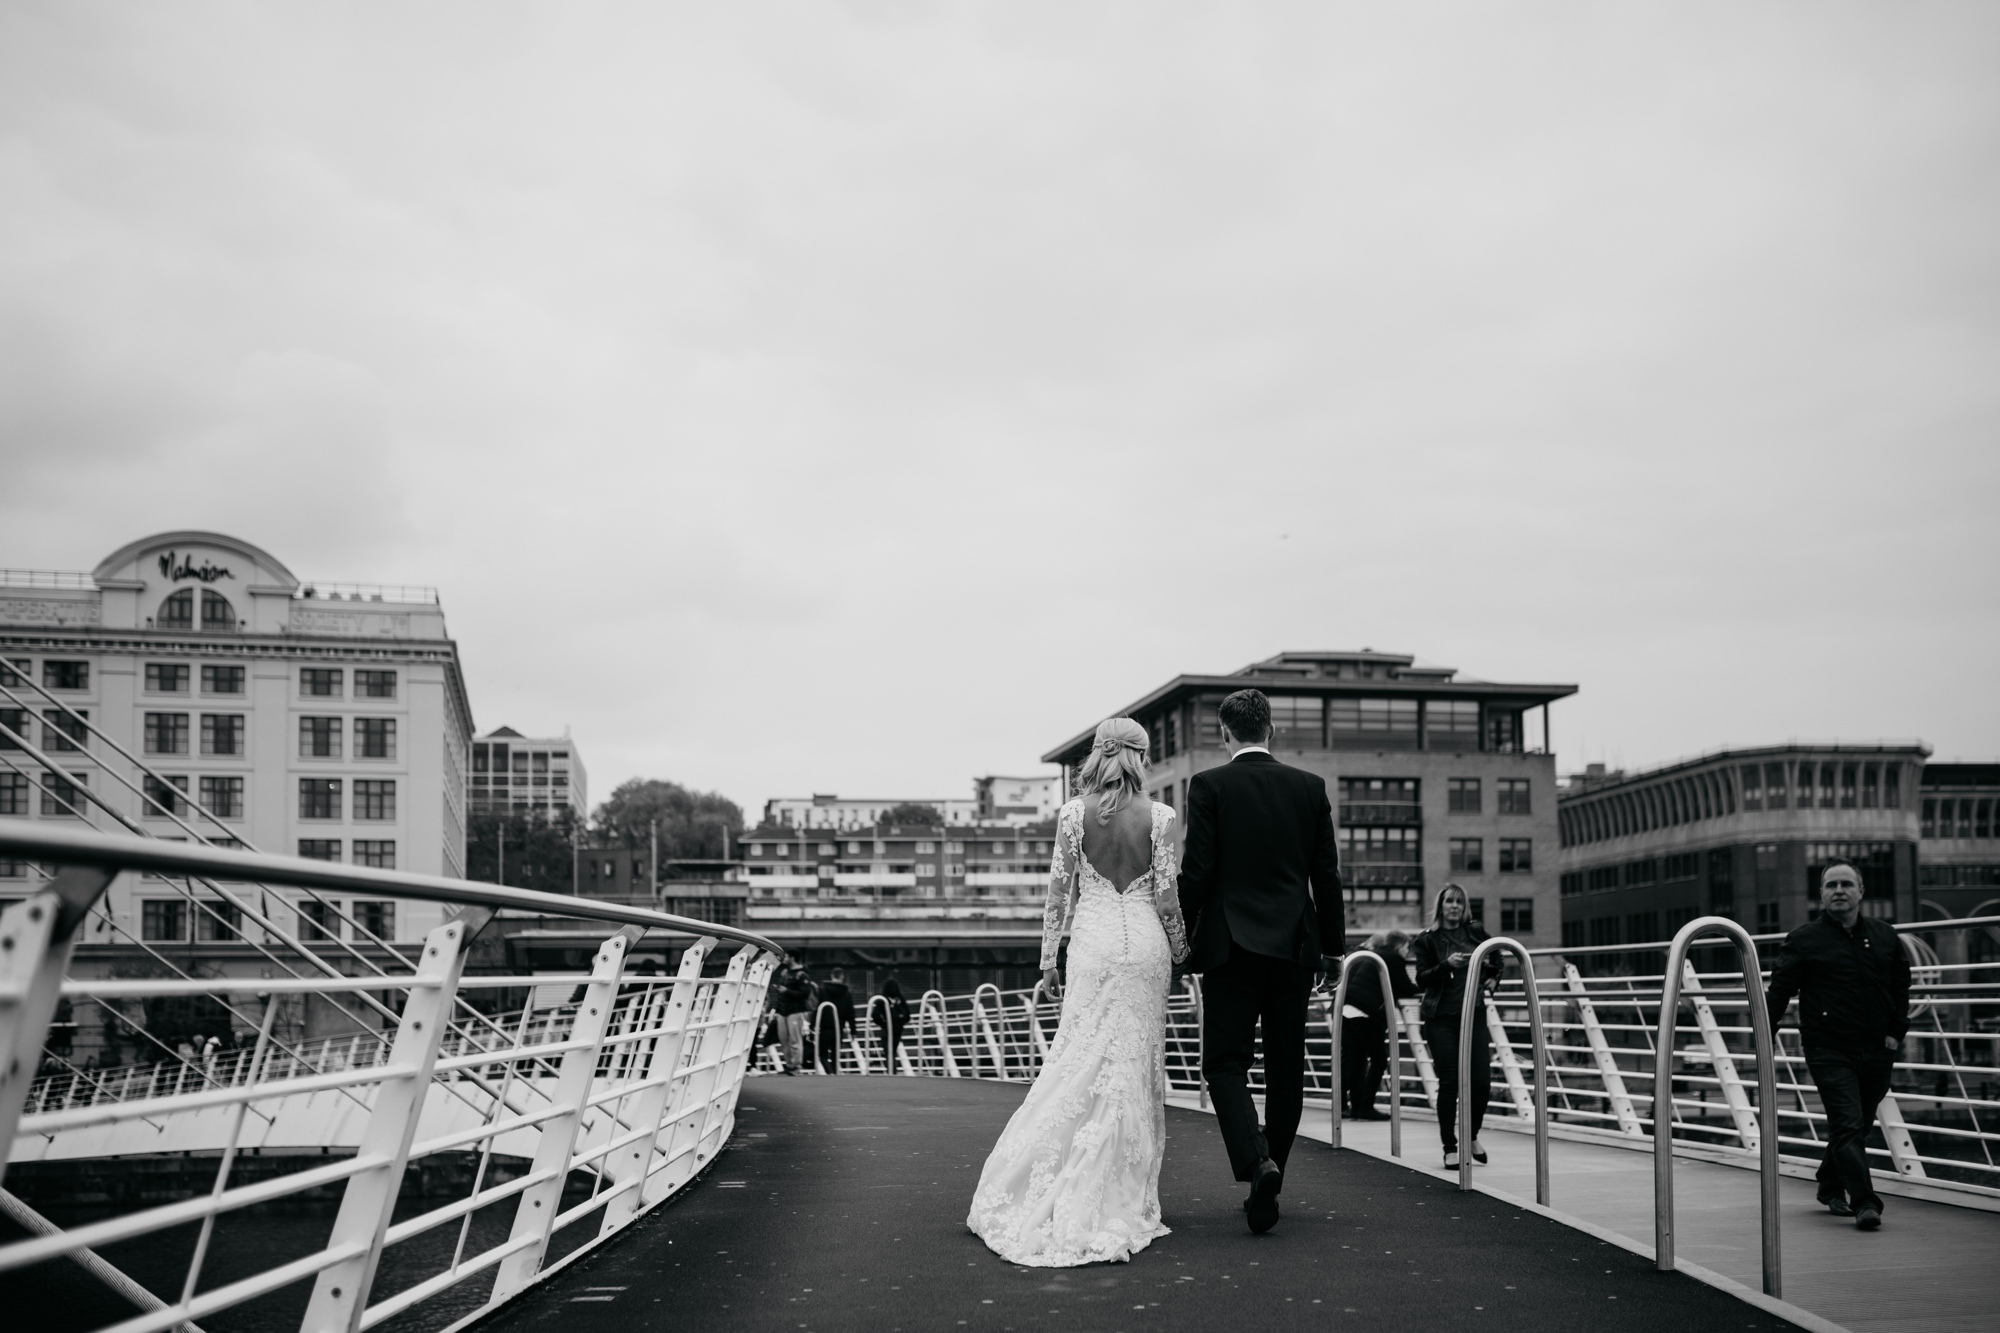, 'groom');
1178,688,1345,1234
